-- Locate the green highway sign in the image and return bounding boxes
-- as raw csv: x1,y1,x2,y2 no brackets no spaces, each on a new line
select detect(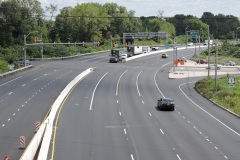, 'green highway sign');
190,30,199,38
